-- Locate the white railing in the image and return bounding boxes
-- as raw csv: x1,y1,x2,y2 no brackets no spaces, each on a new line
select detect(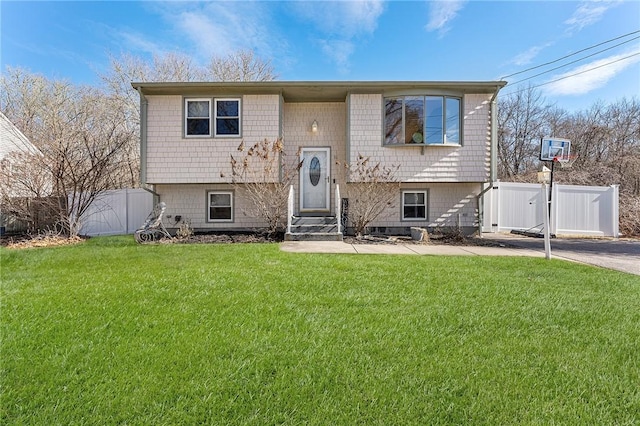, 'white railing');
287,185,294,234
335,184,341,234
